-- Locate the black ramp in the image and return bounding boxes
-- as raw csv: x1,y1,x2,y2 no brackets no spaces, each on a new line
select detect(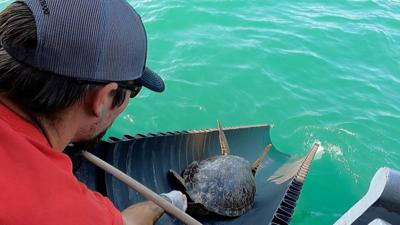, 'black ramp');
72,125,318,225
78,125,316,224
